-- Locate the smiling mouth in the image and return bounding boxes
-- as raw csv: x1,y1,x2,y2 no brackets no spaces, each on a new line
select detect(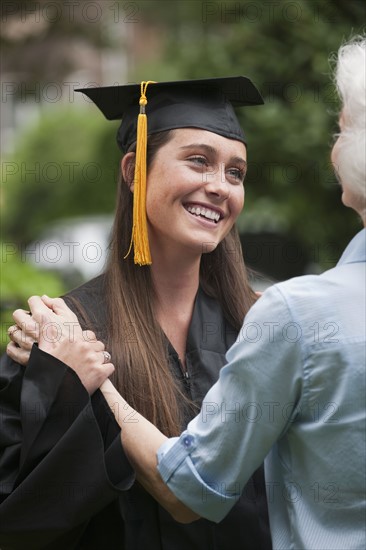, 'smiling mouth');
184,204,222,224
